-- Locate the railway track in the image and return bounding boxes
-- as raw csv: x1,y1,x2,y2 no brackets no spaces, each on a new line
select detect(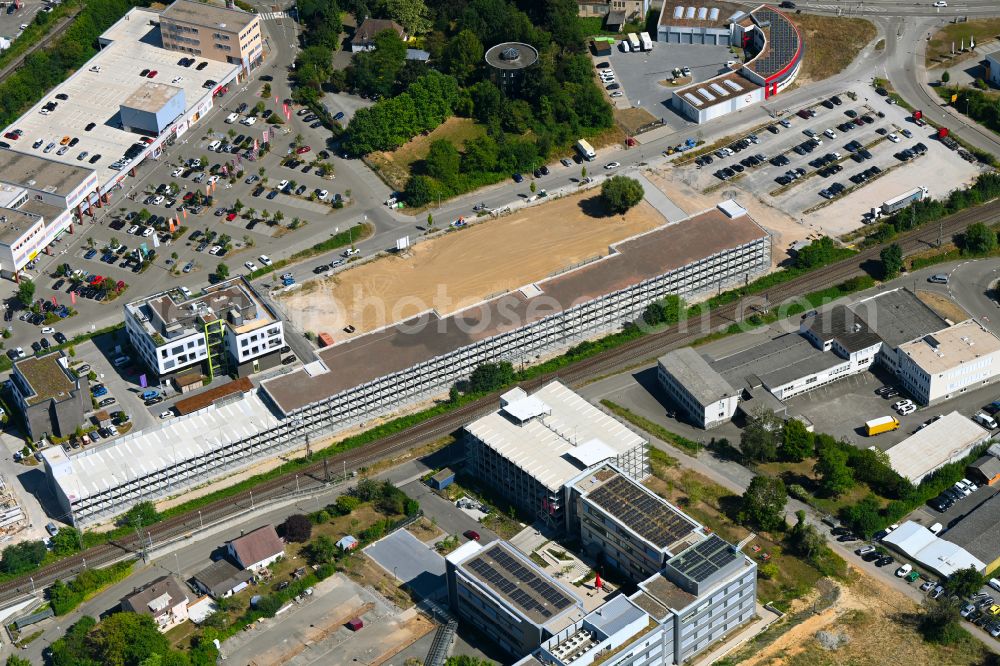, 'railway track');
0,199,996,605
